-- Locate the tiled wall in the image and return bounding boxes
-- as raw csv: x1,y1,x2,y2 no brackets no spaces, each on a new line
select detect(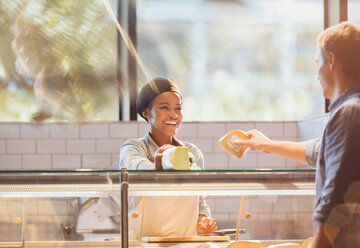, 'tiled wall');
0,118,327,170
0,117,328,240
